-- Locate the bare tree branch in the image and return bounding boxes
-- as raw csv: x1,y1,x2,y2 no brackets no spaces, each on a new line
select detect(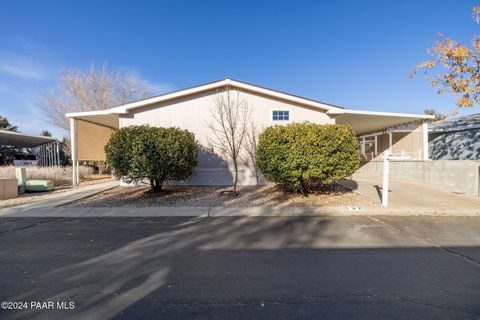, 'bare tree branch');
38,63,151,131
206,86,252,193
241,122,261,185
